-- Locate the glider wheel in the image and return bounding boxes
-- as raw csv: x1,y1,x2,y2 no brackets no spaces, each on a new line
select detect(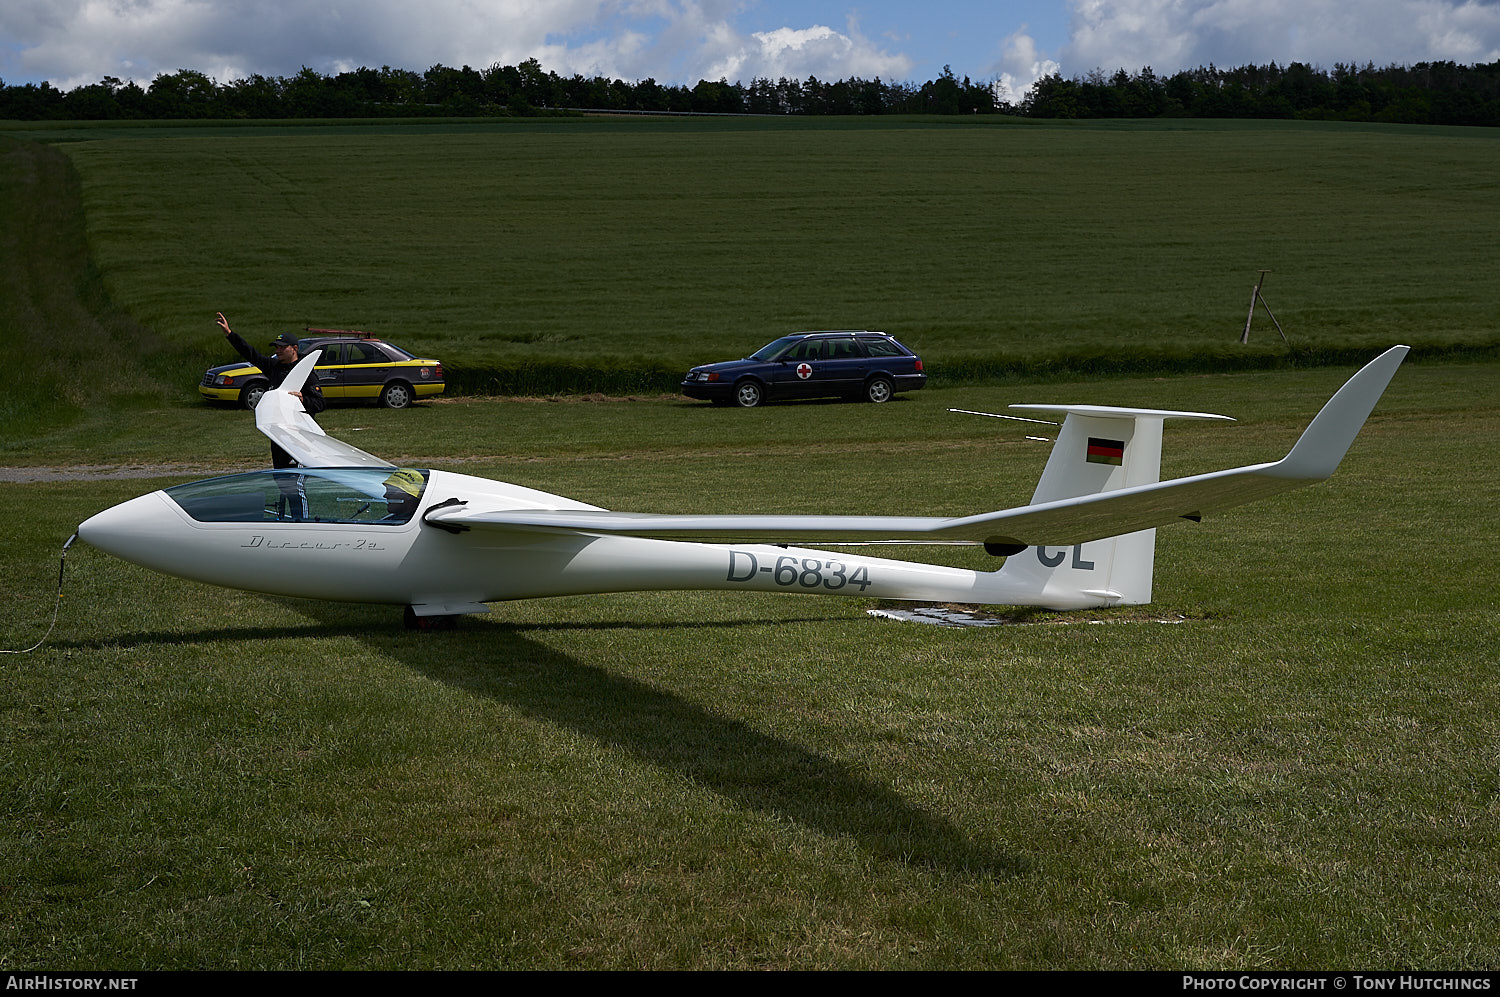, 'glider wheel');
404,606,457,630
